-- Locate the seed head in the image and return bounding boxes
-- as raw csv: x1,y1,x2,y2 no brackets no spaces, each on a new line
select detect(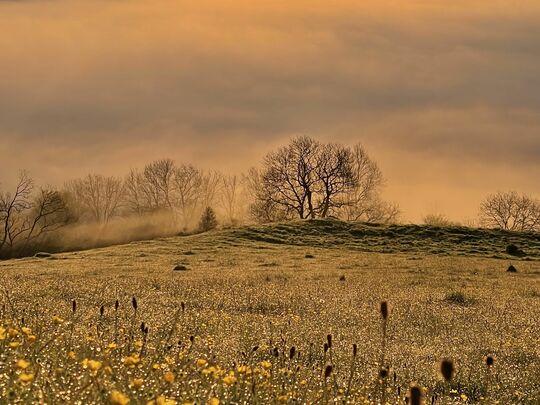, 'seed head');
115,300,119,311
324,365,333,379
289,346,296,359
409,384,422,405
72,300,77,313
380,301,389,320
440,359,454,381
485,356,494,367
352,343,357,357
327,334,332,349
132,297,138,311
